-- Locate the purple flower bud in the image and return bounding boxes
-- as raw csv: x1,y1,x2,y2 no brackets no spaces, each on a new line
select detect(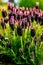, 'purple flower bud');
9,16,14,31
35,5,39,9
22,21,25,28
9,17,14,24
8,2,14,10
34,36,37,45
22,18,26,22
8,11,13,19
8,2,11,6
17,25,22,36
1,18,4,23
17,15,20,21
1,18,6,29
35,14,38,21
29,8,32,12
30,28,36,37
19,11,23,16
38,13,41,23
9,20,14,31
4,18,8,23
35,9,39,14
2,9,7,17
12,8,16,13
31,16,34,22
17,10,20,15
26,11,29,16
24,11,26,14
